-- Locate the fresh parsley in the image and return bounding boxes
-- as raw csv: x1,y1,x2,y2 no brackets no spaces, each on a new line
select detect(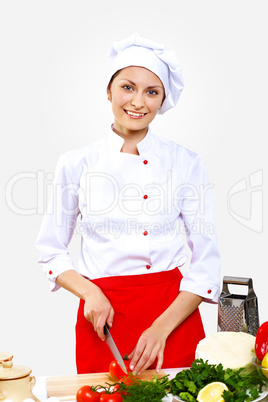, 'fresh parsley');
117,374,170,401
168,359,268,402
